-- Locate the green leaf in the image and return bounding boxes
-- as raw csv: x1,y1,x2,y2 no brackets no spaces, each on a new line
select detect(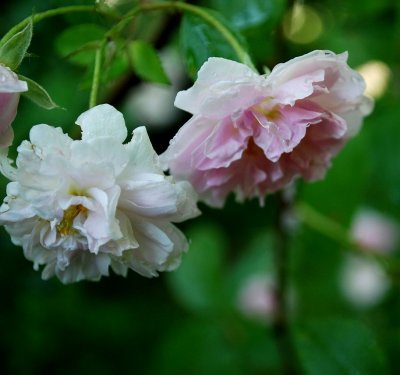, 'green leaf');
179,10,248,79
104,51,130,82
208,0,285,63
54,24,106,66
0,19,33,70
19,75,59,110
295,318,389,375
210,0,286,31
166,223,227,313
128,41,169,84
